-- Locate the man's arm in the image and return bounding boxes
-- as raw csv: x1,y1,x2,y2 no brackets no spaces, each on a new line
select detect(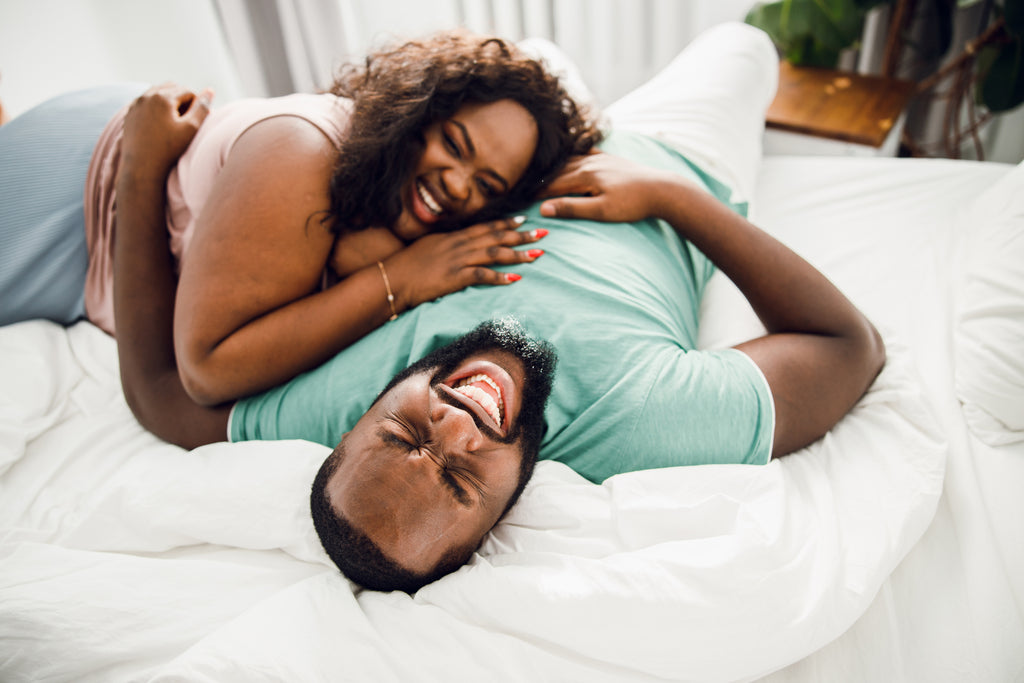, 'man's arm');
540,153,884,457
114,83,231,448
